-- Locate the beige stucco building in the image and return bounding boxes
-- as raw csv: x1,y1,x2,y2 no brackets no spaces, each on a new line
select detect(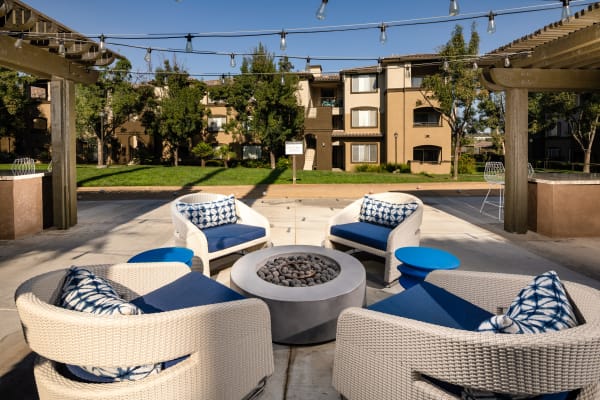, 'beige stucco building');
297,55,451,174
